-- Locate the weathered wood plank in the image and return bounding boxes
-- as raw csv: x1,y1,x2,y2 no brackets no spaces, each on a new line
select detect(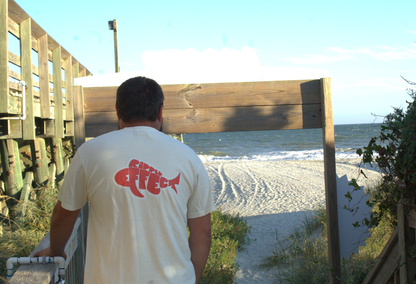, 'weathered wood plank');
38,34,51,118
8,69,20,80
64,55,74,121
53,46,64,138
73,86,85,148
0,0,8,113
83,80,321,113
370,238,399,284
85,104,322,137
320,78,340,284
8,50,19,65
20,17,35,139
